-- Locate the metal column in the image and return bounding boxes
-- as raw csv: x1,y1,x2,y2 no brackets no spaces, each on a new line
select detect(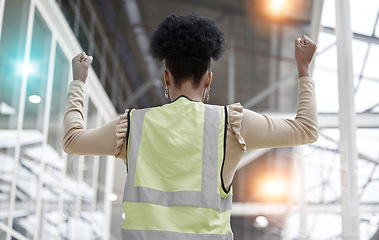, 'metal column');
268,24,279,109
33,34,57,240
7,0,35,239
103,156,115,240
297,147,307,240
228,15,235,105
0,0,6,43
309,0,324,75
335,0,360,239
